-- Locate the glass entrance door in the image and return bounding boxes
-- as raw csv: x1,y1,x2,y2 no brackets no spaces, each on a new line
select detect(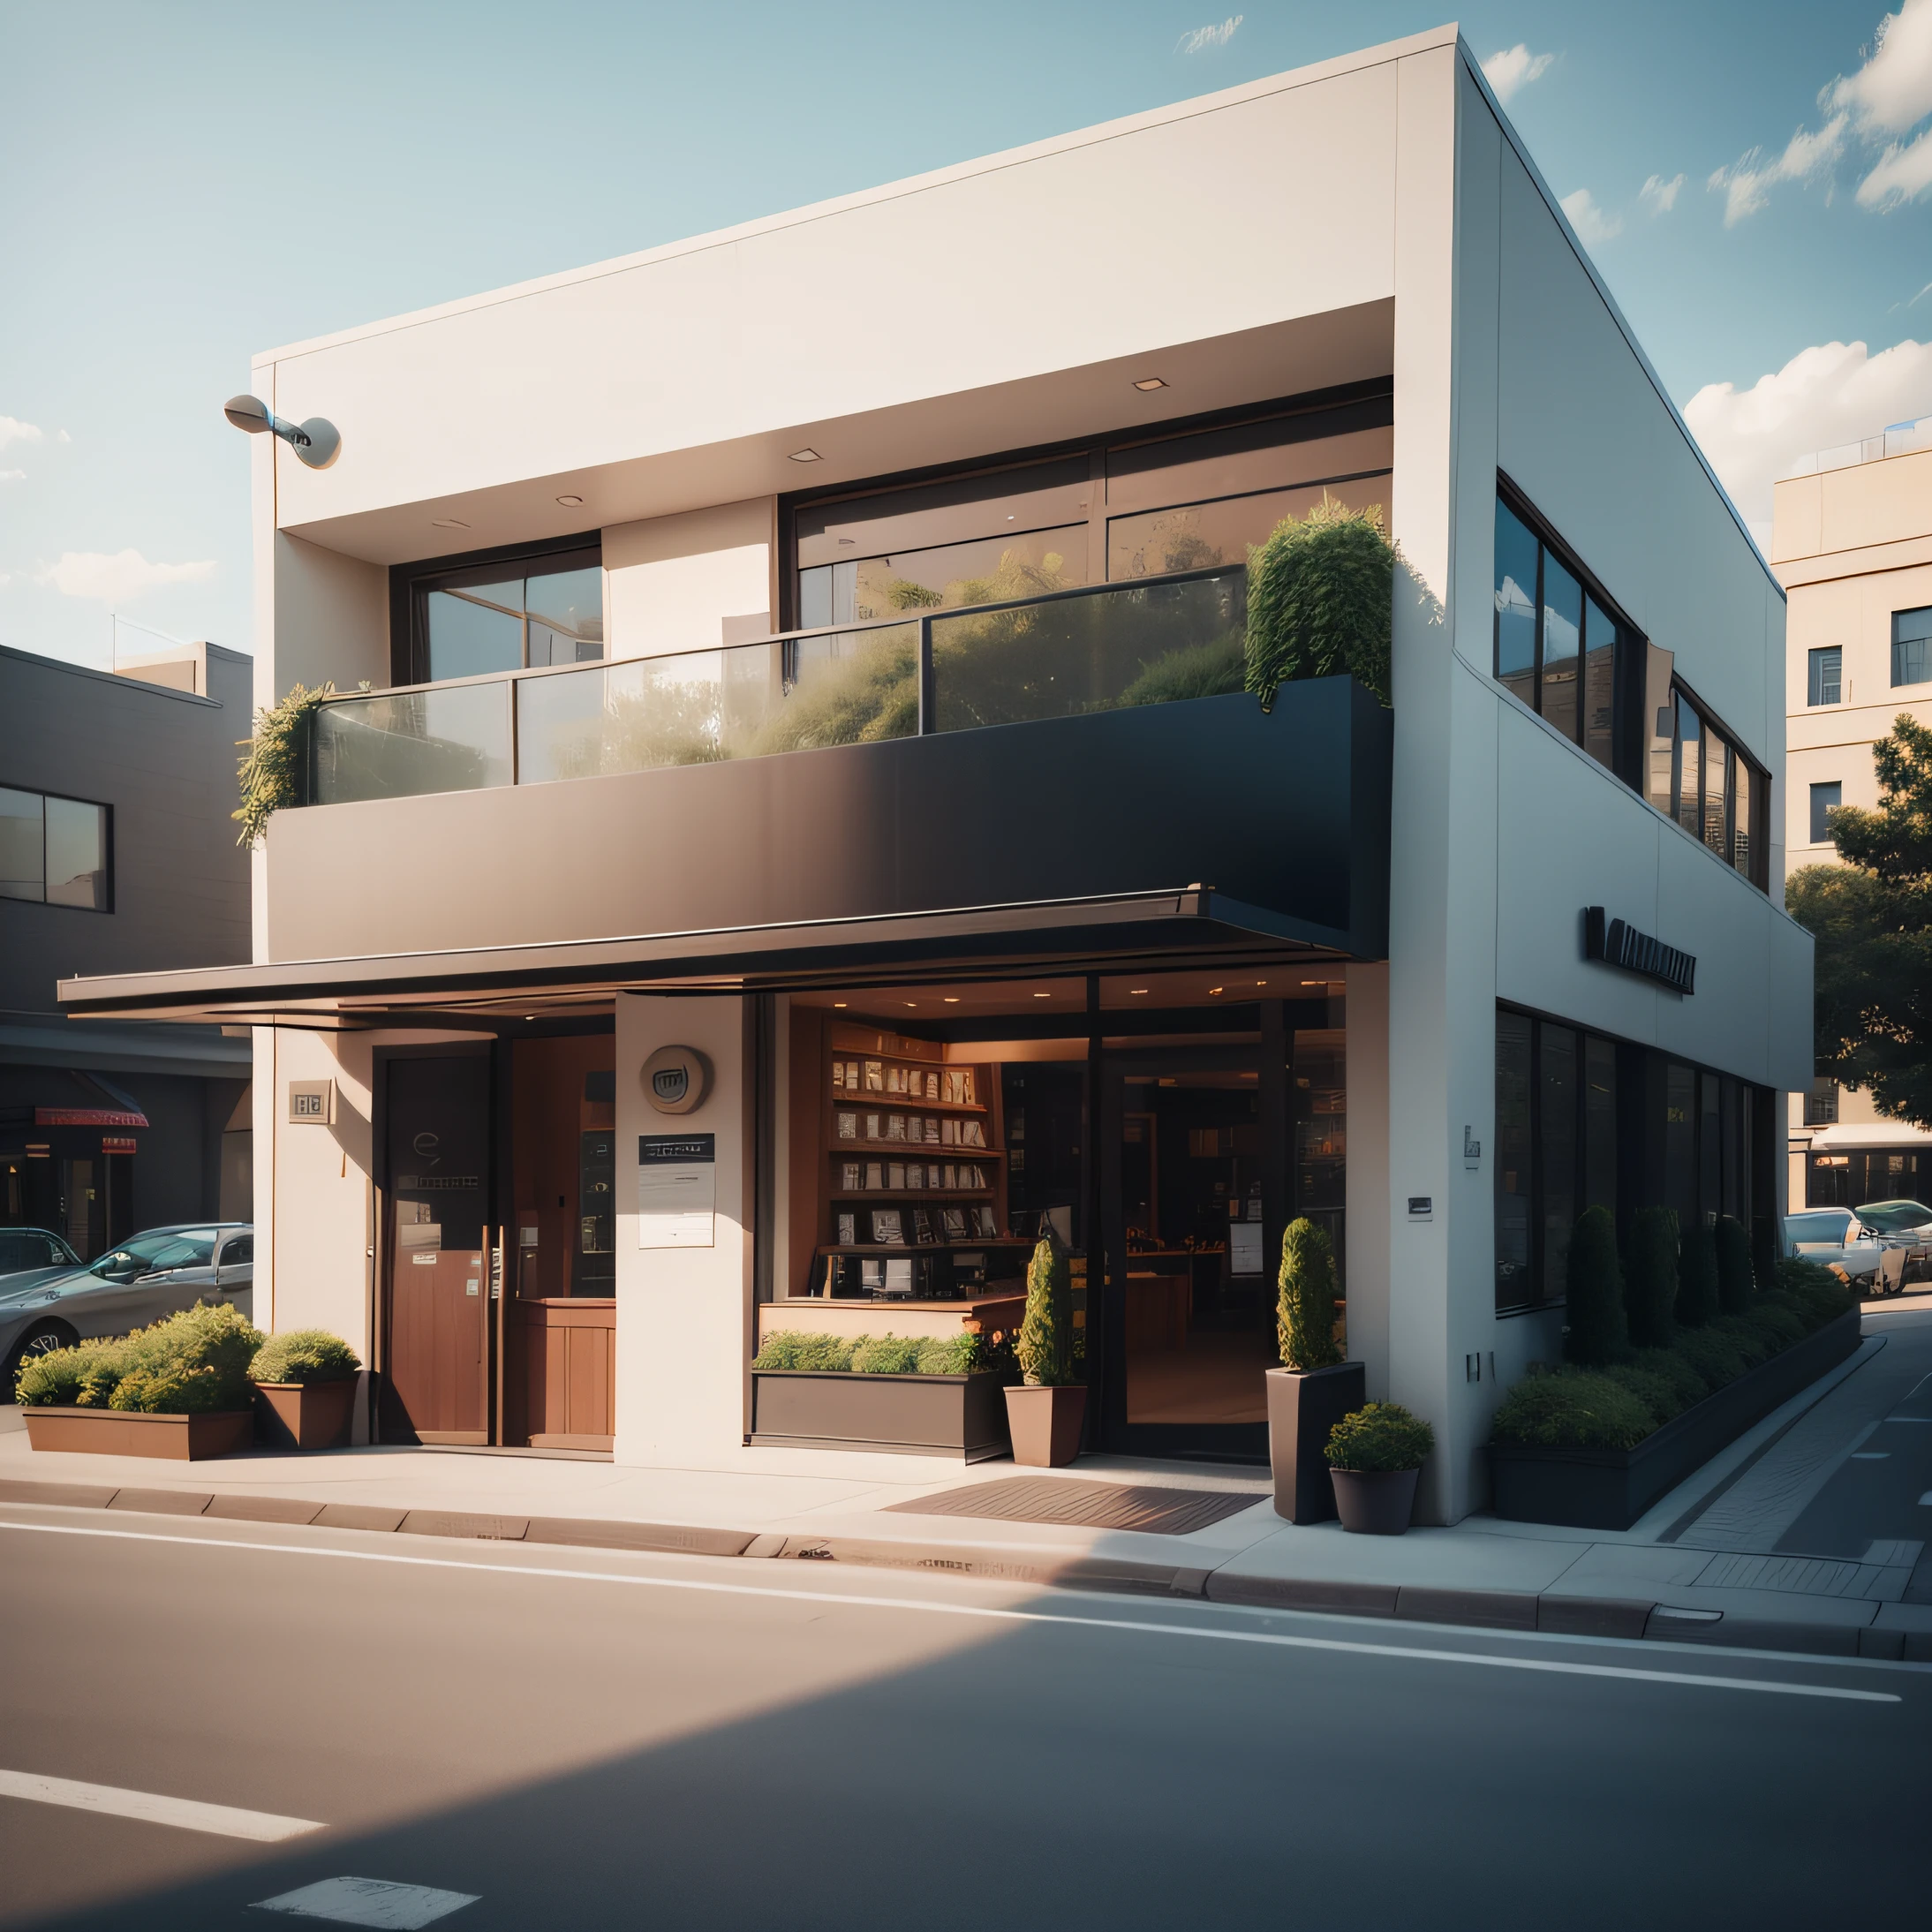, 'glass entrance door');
1098,1044,1280,1460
